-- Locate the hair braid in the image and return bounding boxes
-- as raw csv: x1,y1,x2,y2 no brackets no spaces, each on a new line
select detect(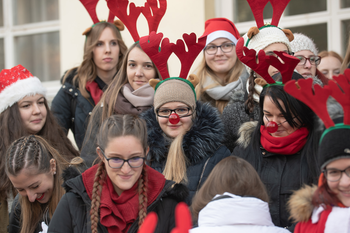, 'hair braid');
138,165,148,227
245,73,257,114
90,161,106,233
